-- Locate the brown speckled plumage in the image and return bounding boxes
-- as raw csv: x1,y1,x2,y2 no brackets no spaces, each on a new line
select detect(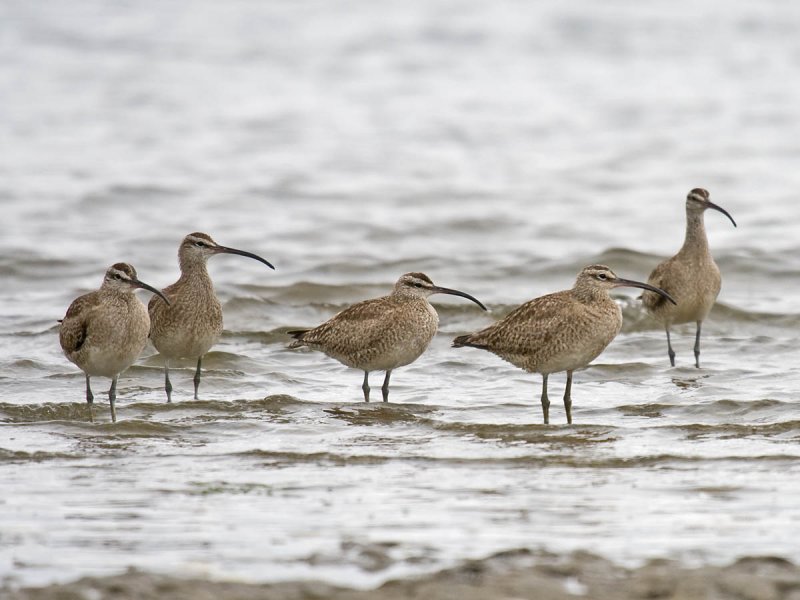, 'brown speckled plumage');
453,265,675,424
641,188,736,368
60,263,166,422
148,232,273,402
148,236,223,363
289,272,486,402
456,286,622,376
